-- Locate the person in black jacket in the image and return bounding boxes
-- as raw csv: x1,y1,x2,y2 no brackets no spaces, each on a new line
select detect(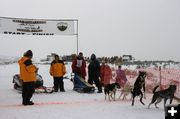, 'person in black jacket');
88,54,102,93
